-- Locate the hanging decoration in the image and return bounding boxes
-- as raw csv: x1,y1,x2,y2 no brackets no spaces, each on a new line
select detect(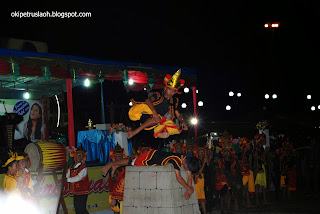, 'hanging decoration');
98,71,105,83
72,67,77,83
41,66,51,81
147,76,154,92
9,58,20,79
121,70,129,92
